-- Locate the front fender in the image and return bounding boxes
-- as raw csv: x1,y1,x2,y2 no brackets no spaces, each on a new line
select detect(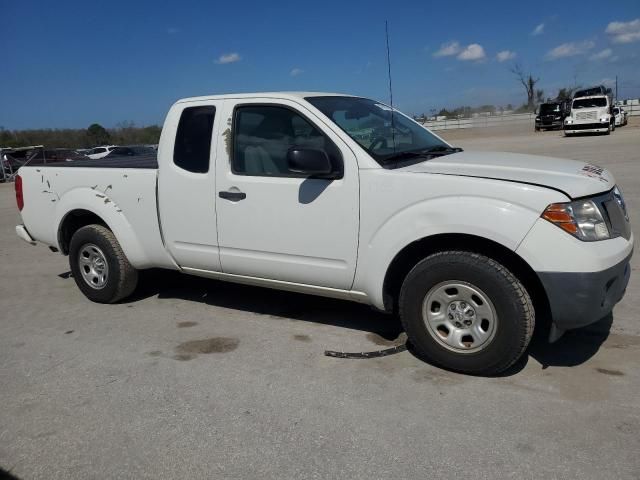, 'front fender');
54,187,152,268
354,195,545,310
